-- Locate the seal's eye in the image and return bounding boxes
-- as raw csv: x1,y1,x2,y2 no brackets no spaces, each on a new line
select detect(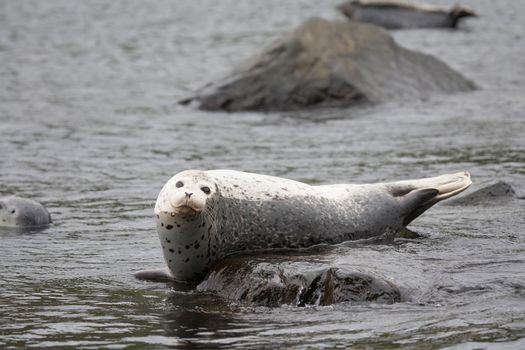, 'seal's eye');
11,209,16,214
175,181,184,188
201,186,211,195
